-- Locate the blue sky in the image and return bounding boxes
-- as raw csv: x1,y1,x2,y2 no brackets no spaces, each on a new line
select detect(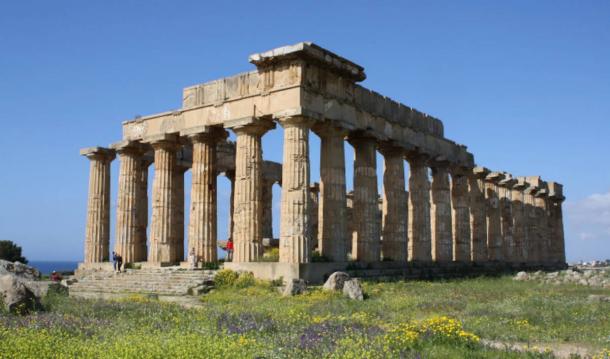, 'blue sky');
0,1,608,262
